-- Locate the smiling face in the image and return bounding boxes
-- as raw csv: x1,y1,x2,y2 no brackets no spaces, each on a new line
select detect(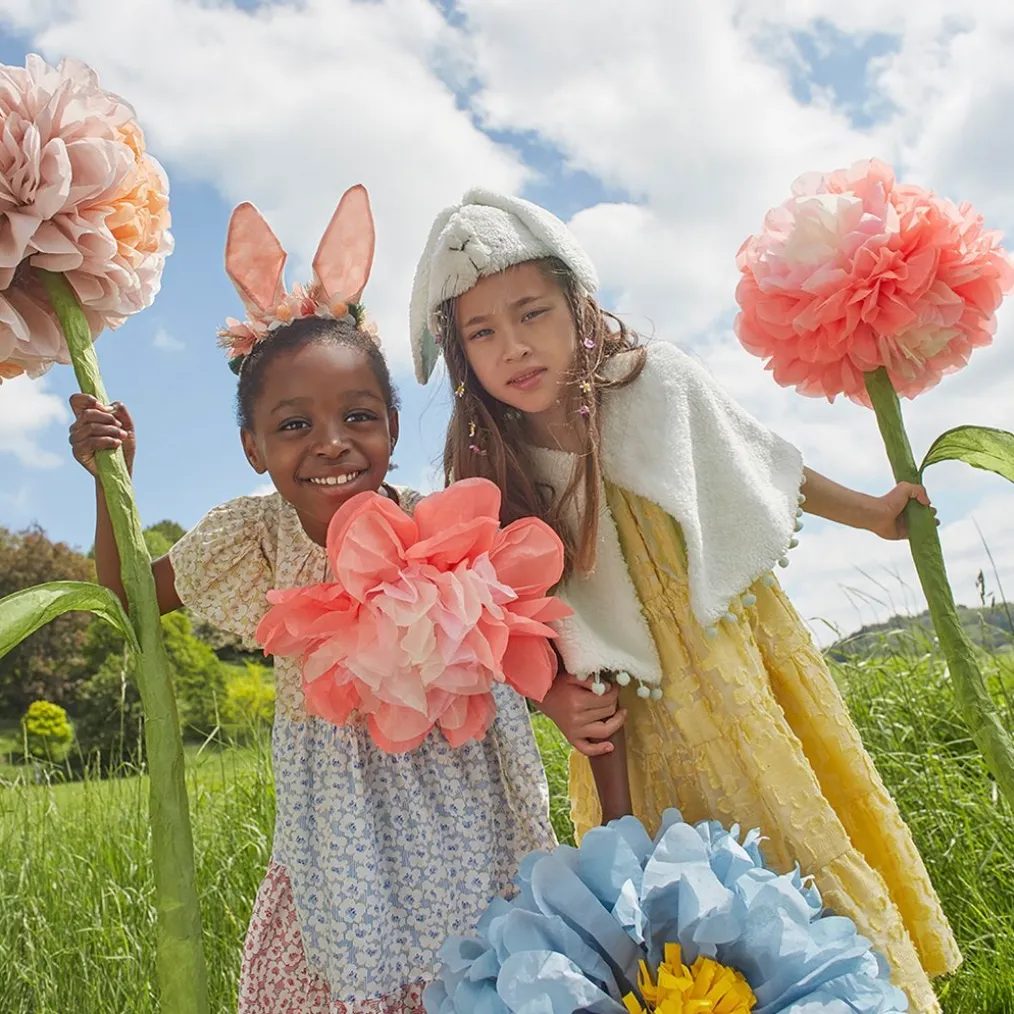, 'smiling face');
455,261,579,437
240,340,397,545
